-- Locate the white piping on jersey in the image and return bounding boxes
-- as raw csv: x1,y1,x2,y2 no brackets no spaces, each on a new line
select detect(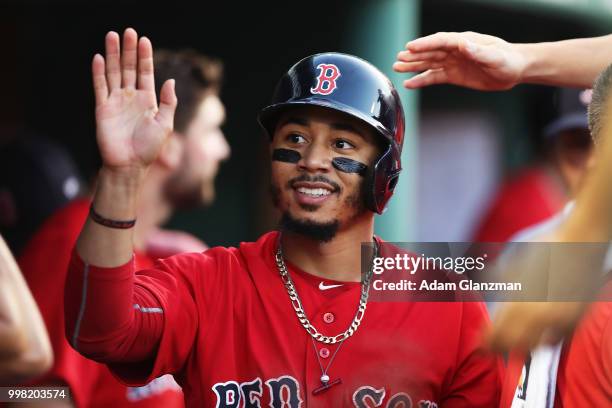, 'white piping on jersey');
133,304,163,314
71,263,89,349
